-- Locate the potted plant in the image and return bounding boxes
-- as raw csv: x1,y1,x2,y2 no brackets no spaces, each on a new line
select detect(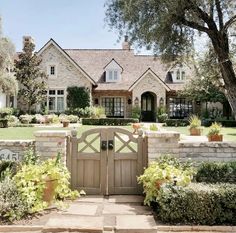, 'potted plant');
207,122,223,142
59,114,70,127
188,115,202,136
132,122,141,134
